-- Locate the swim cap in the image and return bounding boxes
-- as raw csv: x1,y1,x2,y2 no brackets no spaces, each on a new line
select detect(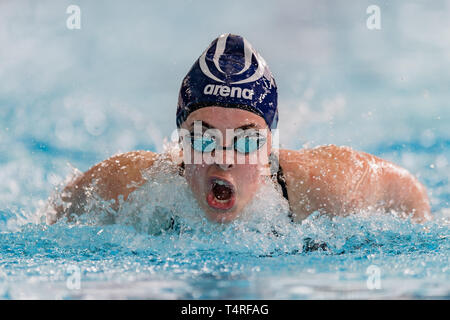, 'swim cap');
176,33,278,130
